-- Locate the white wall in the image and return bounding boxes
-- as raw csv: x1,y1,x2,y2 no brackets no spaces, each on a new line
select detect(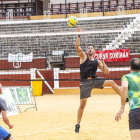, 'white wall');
42,0,50,11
